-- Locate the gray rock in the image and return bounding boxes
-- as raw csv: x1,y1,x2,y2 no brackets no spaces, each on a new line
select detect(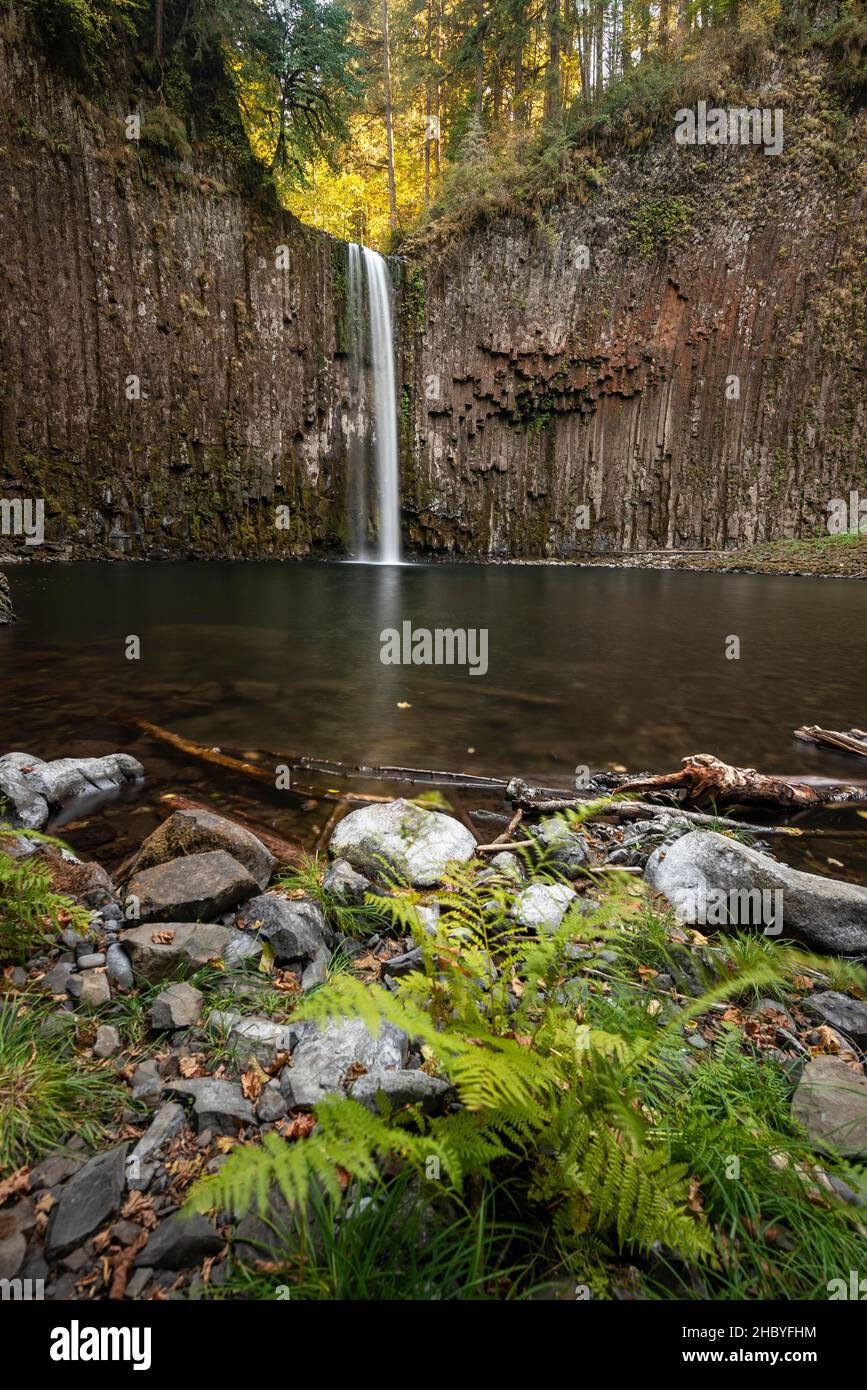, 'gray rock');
329,798,475,887
76,953,105,970
256,1081,287,1124
29,1153,83,1189
45,1144,128,1256
235,893,329,962
383,946,424,978
350,1069,449,1114
530,816,592,877
118,922,261,983
489,851,524,882
231,1187,303,1265
512,881,577,931
207,1010,299,1068
126,1102,187,1190
125,1267,153,1300
93,1024,121,1058
134,1213,222,1269
39,962,75,995
149,982,203,1031
281,1016,409,1109
165,1078,254,1135
125,852,258,925
301,952,328,991
0,752,143,830
78,970,111,1008
0,1232,26,1281
645,831,867,953
106,942,134,990
130,1060,164,1105
132,809,274,893
792,1055,867,1156
322,858,372,904
804,992,867,1044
